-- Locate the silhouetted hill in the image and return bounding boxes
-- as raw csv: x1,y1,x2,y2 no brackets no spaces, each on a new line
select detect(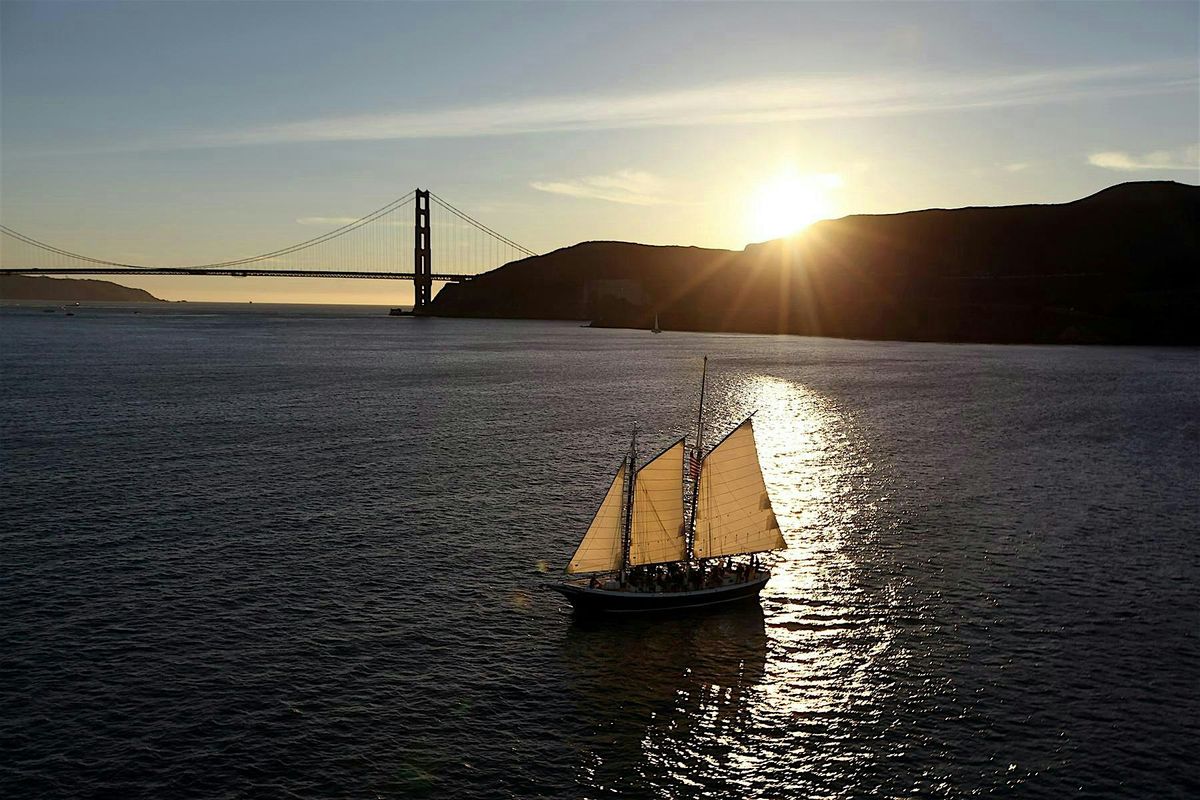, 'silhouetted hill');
431,181,1199,344
0,275,165,303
